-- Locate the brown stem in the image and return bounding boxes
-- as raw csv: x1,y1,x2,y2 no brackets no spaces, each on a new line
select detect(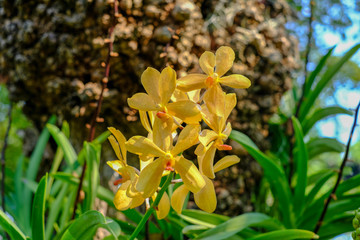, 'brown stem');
71,0,117,219
313,101,360,235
